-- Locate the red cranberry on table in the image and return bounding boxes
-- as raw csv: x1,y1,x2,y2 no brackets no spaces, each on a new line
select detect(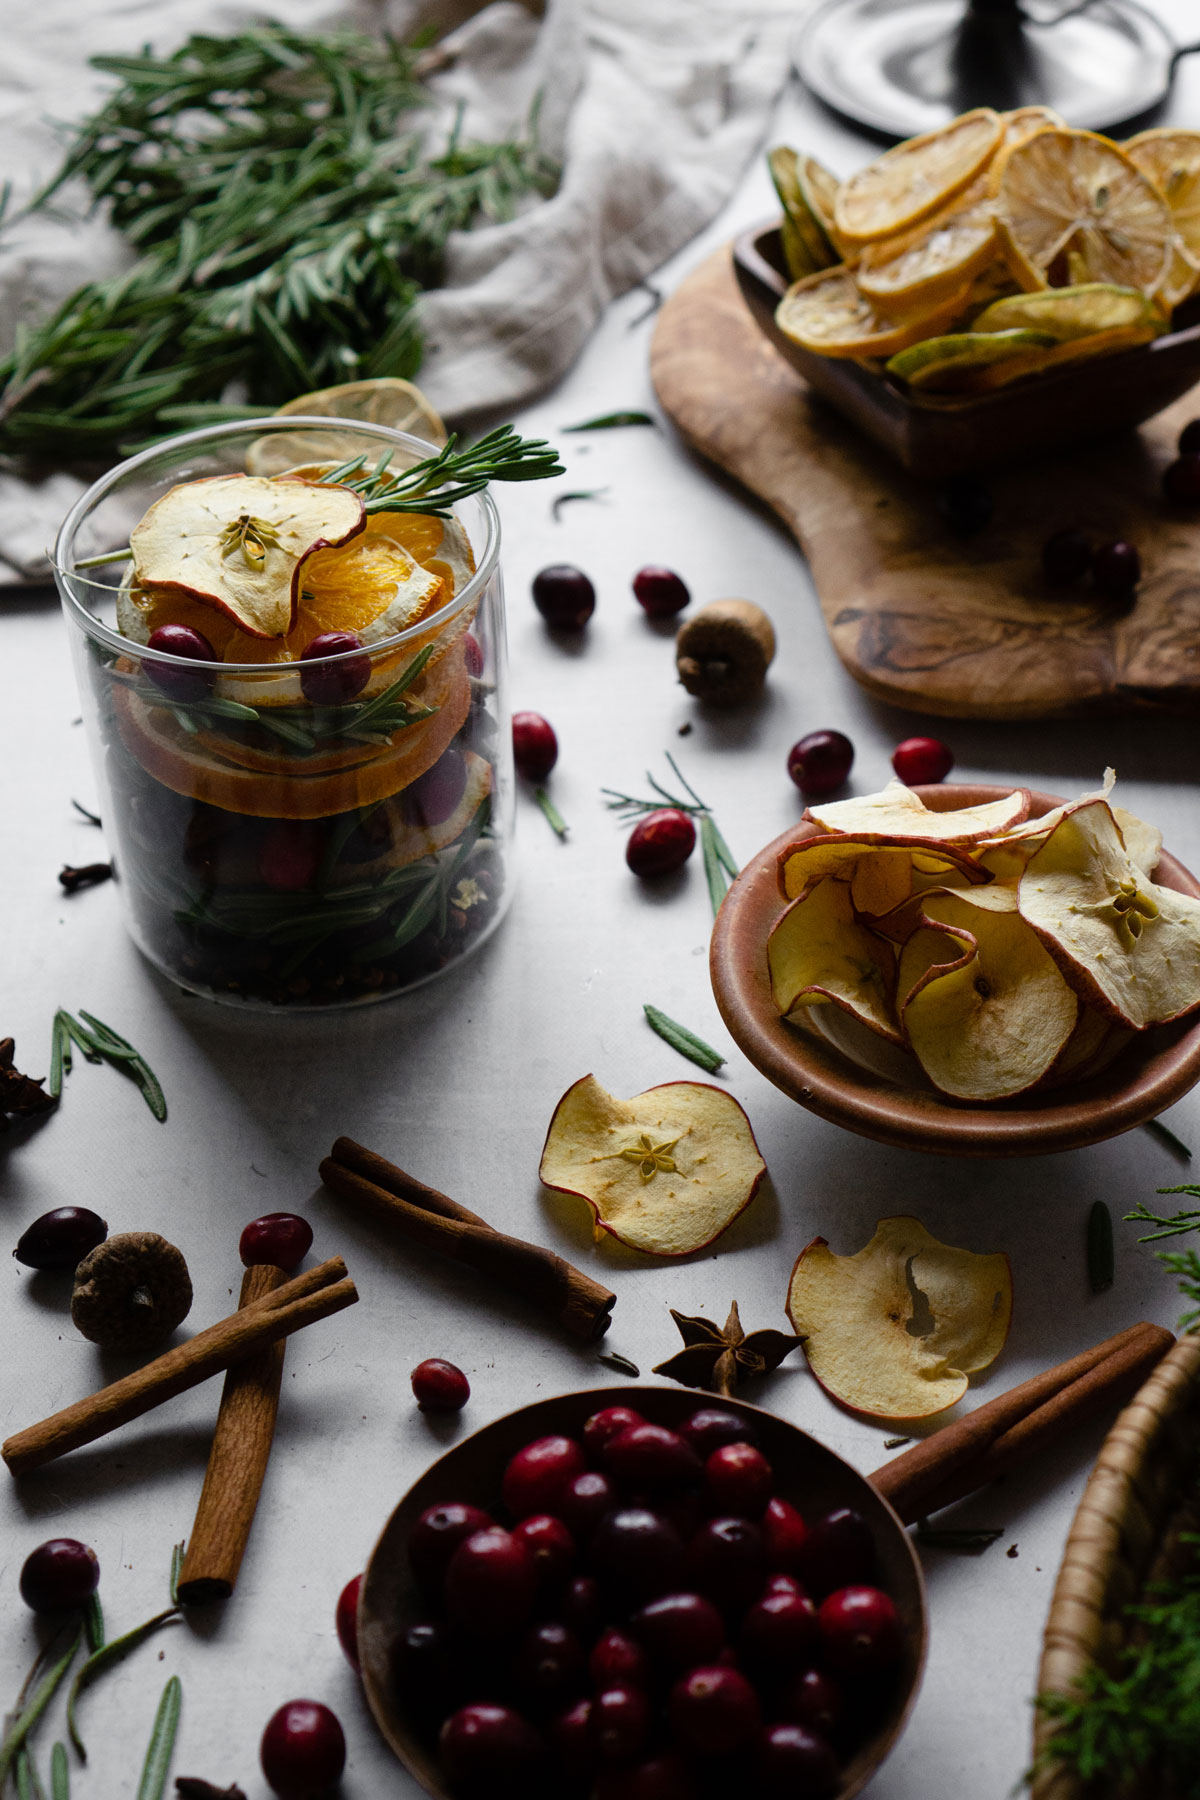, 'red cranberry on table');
892,735,953,785
630,1592,725,1673
299,631,371,704
513,1513,577,1585
757,1722,841,1798
582,1405,646,1460
602,1423,700,1491
704,1442,773,1517
1163,454,1200,505
239,1212,313,1270
633,566,690,618
439,1703,544,1799
445,1528,537,1636
625,808,696,877
1091,539,1141,598
511,711,558,782
787,730,854,797
1041,527,1093,586
668,1665,761,1755
20,1539,99,1613
502,1434,587,1519
411,1358,471,1413
260,1699,346,1798
335,1574,361,1670
144,623,216,702
14,1207,108,1271
408,1501,494,1590
818,1584,903,1677
590,1684,652,1763
680,1407,757,1460
533,564,596,629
